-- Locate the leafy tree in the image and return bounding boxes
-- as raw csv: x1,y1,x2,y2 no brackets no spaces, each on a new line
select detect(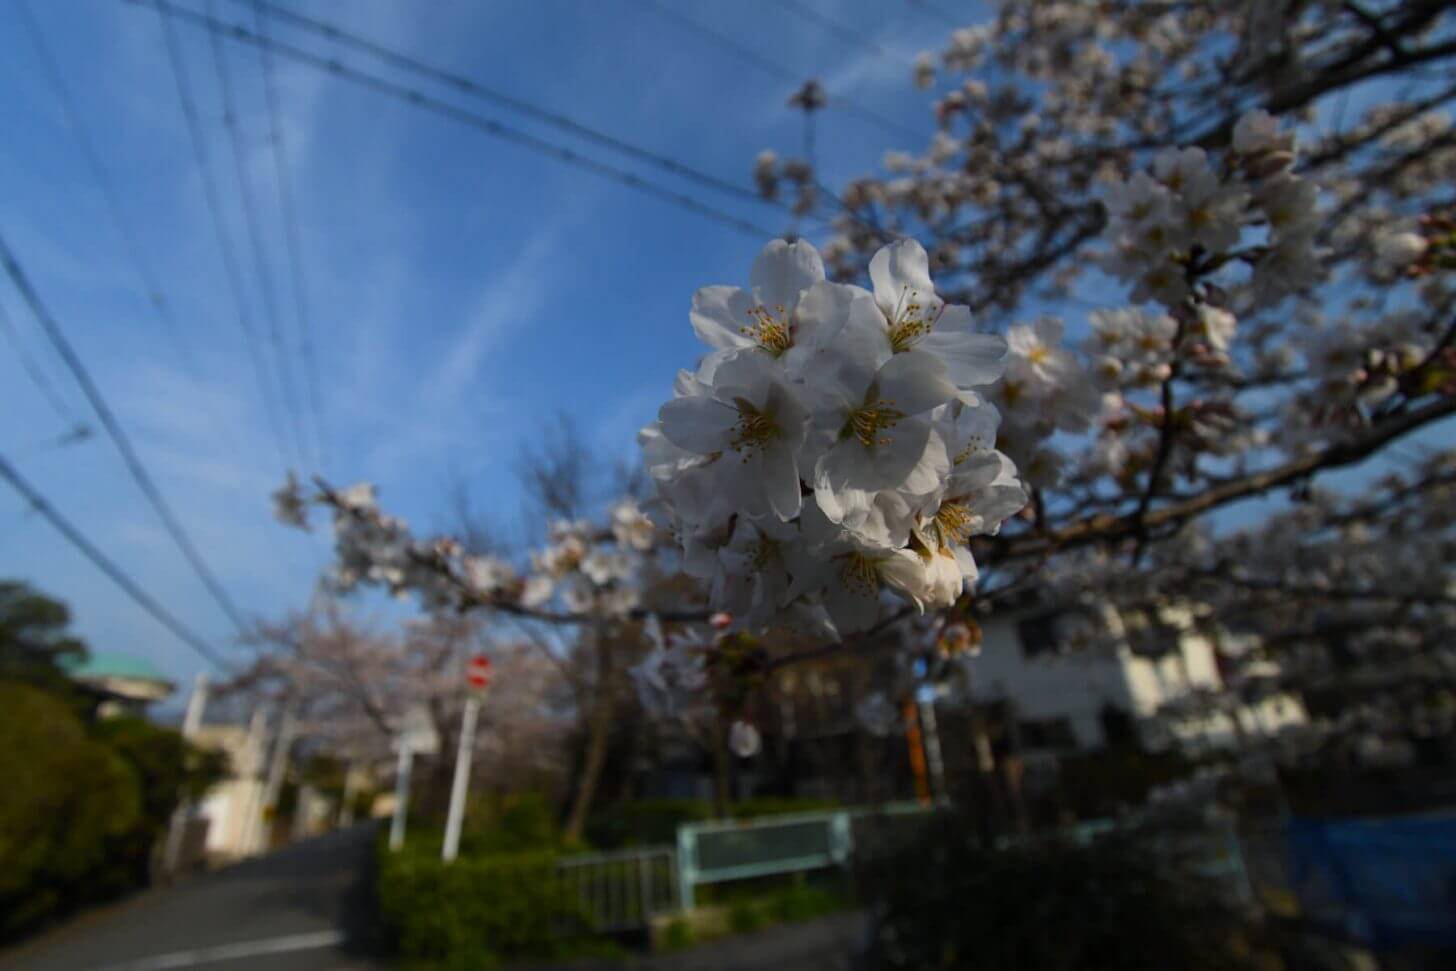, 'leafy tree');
0,682,139,939
0,580,87,689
